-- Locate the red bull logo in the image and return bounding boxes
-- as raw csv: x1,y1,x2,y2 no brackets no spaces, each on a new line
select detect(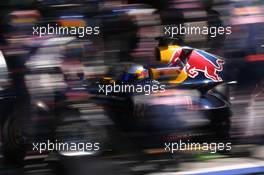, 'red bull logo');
169,47,225,82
